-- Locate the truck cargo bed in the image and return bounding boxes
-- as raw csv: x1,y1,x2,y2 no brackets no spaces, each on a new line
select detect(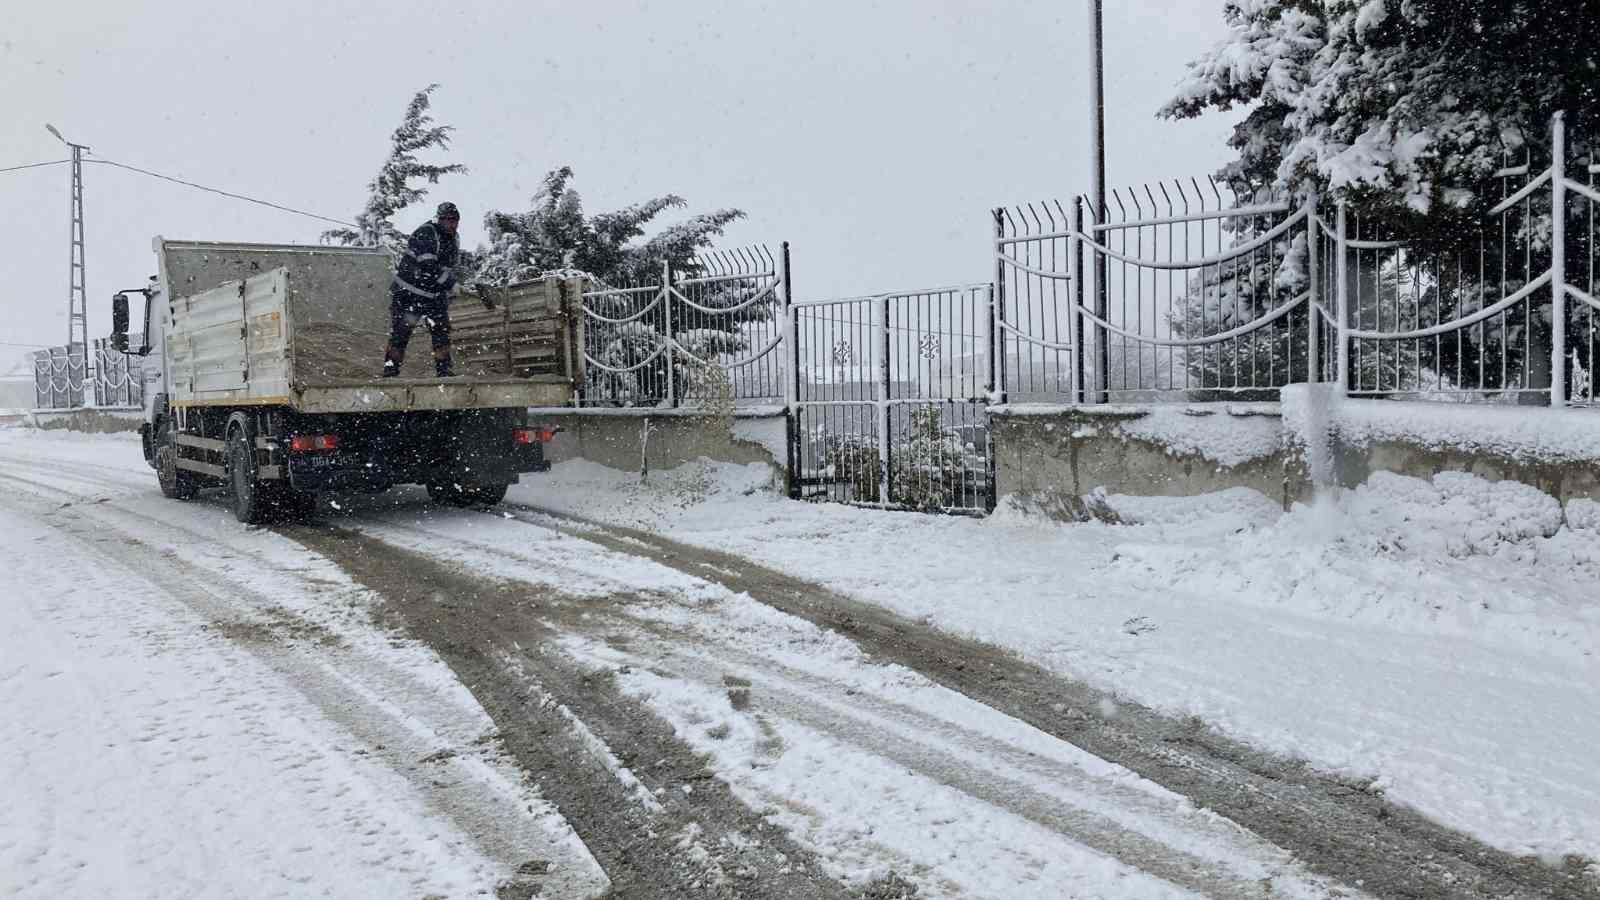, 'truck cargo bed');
156,239,582,412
